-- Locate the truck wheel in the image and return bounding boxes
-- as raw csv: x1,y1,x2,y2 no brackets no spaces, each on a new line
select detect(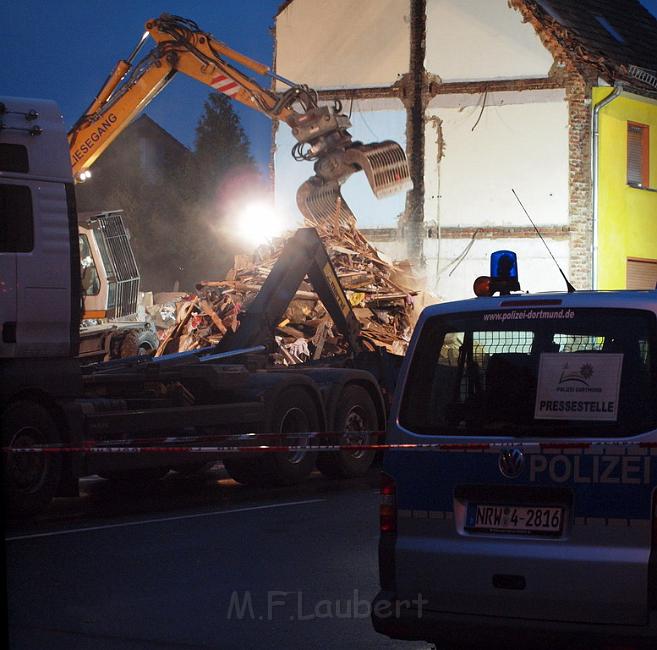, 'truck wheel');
119,328,159,358
225,388,319,487
263,387,319,485
317,385,377,479
2,401,63,516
